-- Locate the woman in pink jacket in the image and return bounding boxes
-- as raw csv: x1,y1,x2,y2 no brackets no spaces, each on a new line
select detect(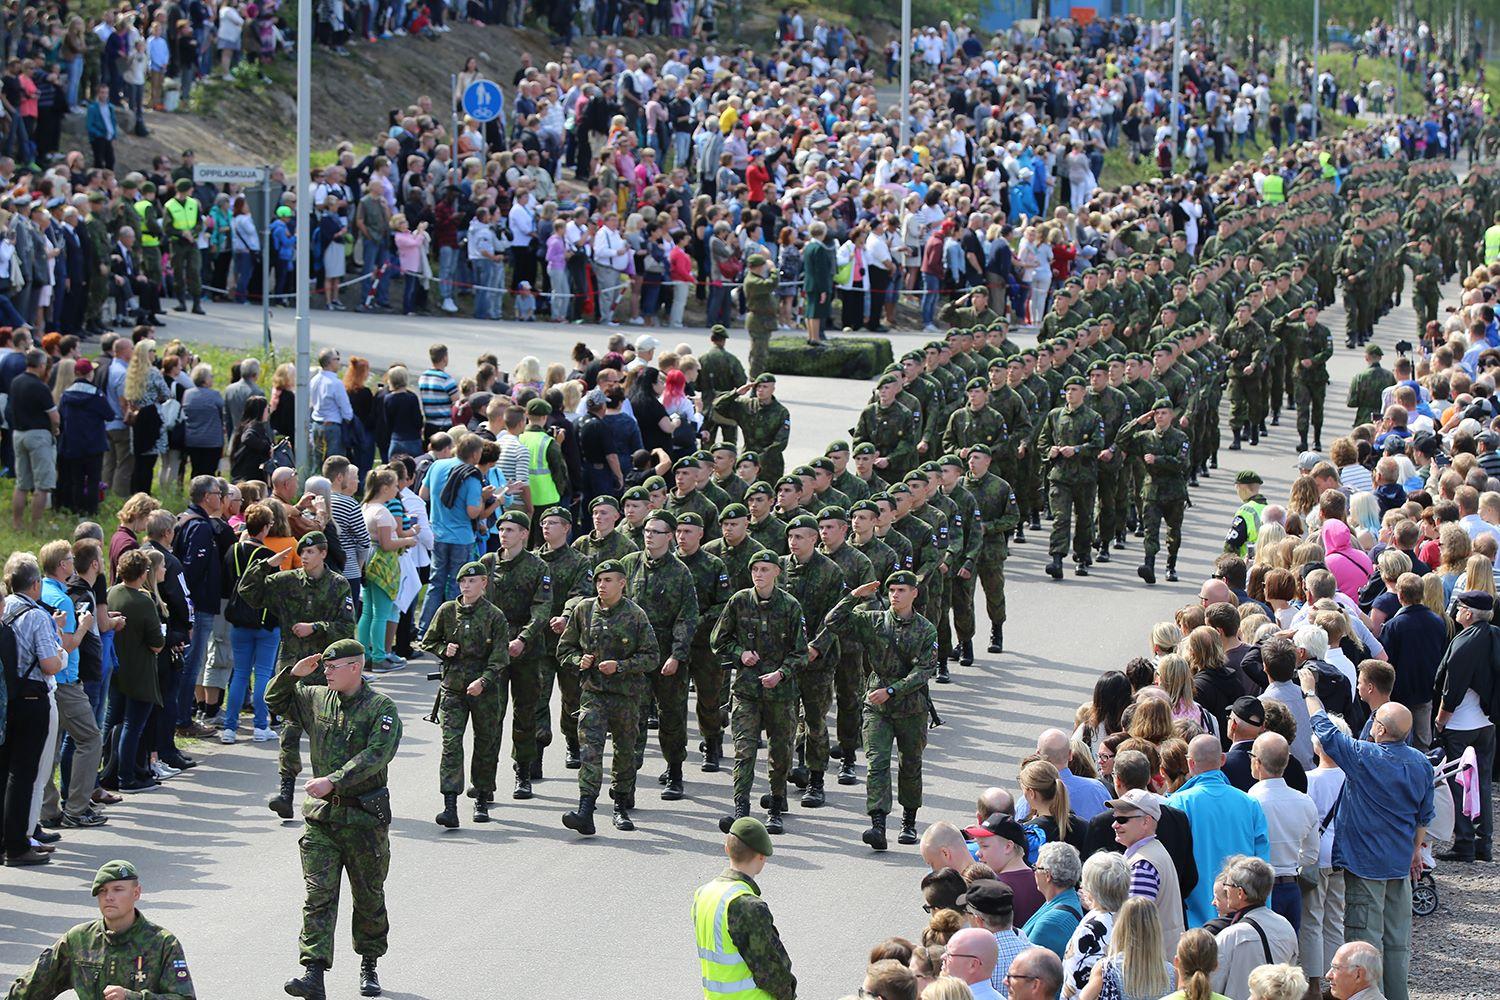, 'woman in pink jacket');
391,214,430,315
1322,518,1374,598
